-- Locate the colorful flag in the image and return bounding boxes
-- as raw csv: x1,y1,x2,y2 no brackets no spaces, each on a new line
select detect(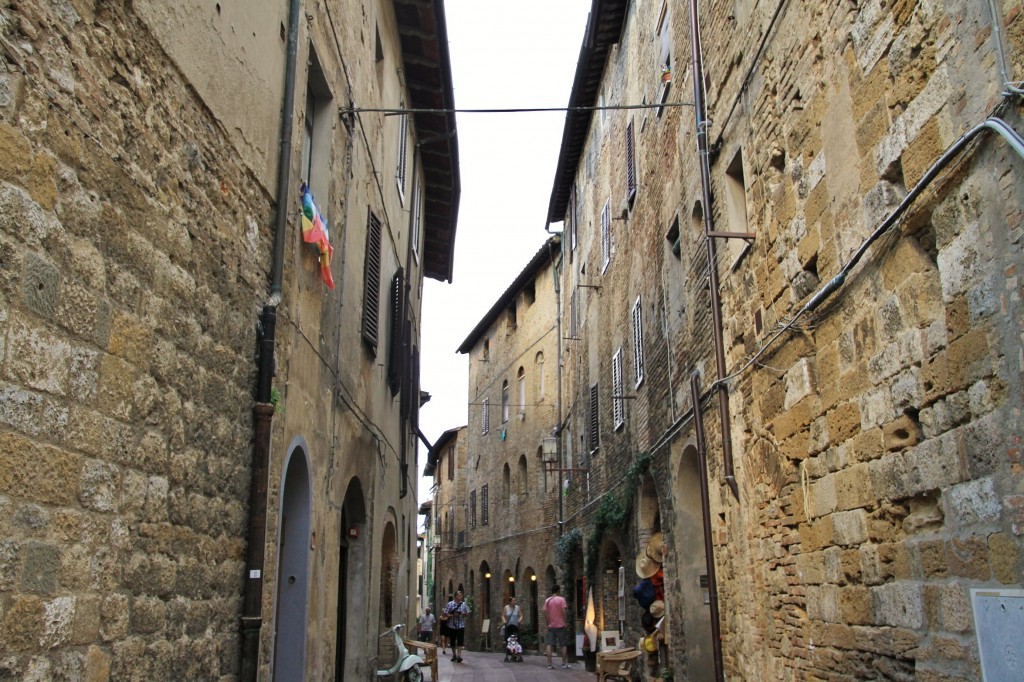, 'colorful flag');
300,183,335,289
